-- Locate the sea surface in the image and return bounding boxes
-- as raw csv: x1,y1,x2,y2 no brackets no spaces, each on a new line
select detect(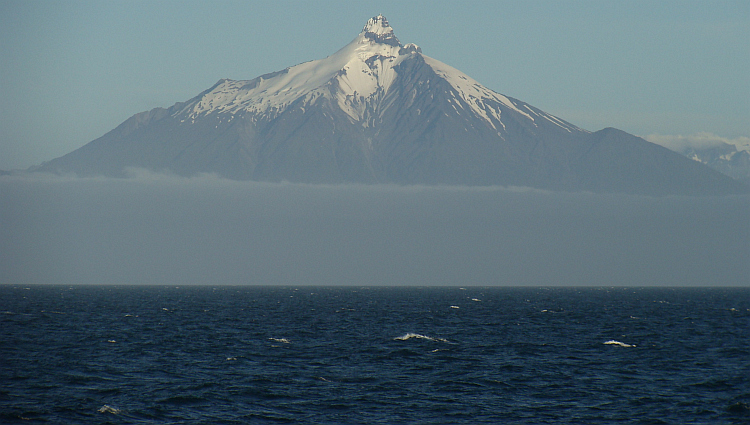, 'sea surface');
1,285,749,424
